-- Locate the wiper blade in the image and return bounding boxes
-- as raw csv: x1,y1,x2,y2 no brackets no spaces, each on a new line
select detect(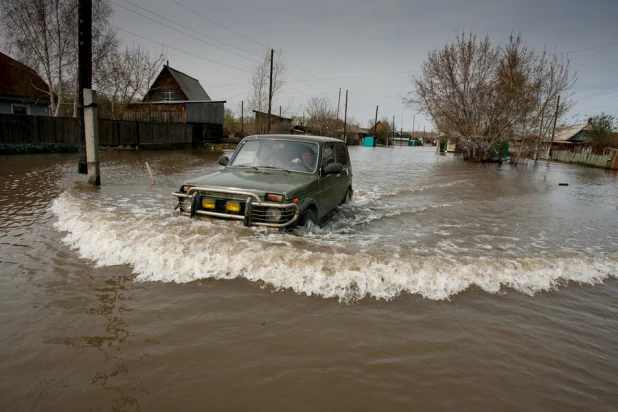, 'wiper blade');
256,166,289,172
